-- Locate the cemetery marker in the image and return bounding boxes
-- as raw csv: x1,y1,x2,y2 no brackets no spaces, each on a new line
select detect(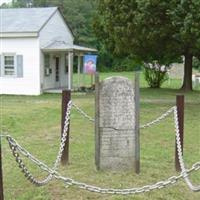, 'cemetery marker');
95,73,140,172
